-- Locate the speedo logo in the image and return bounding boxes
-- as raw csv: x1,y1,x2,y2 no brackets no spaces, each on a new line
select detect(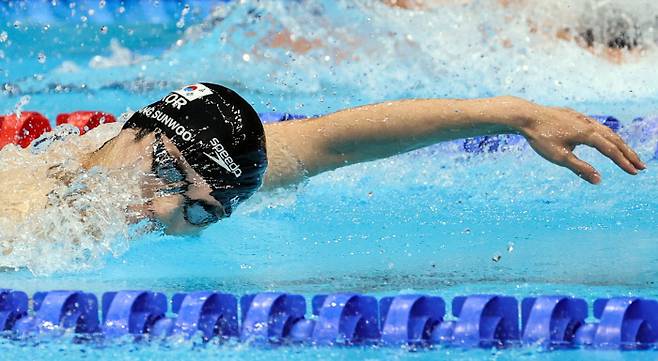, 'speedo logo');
204,138,242,178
